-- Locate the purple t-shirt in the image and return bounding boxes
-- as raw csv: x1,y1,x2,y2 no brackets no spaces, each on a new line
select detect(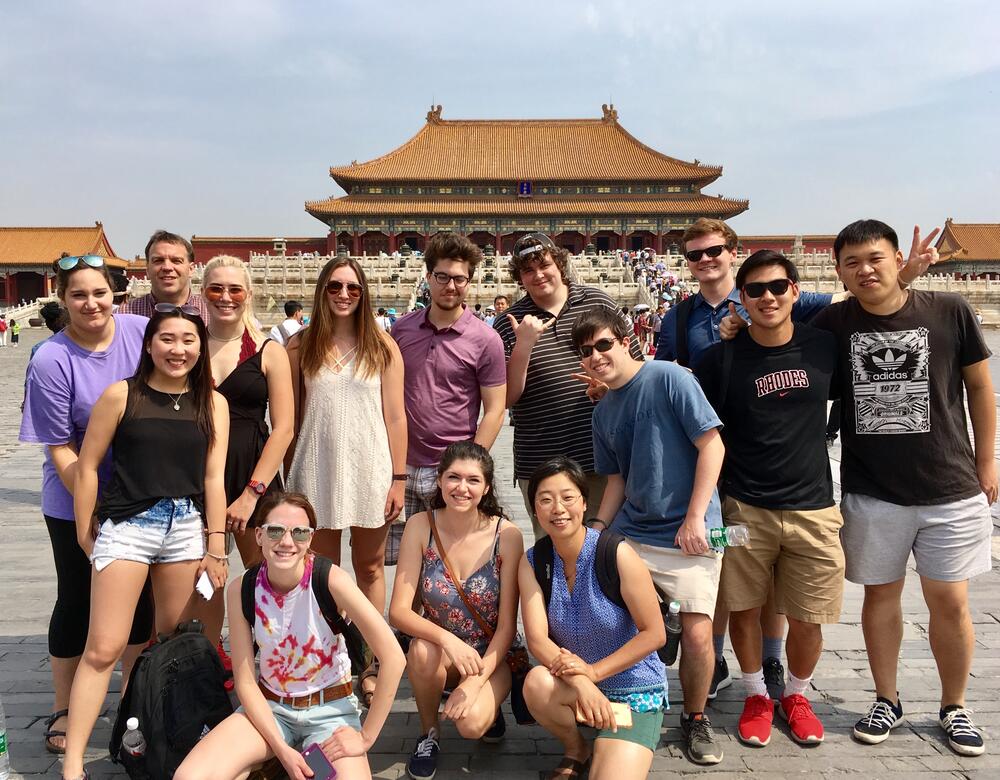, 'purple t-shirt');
19,314,149,520
392,306,506,467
